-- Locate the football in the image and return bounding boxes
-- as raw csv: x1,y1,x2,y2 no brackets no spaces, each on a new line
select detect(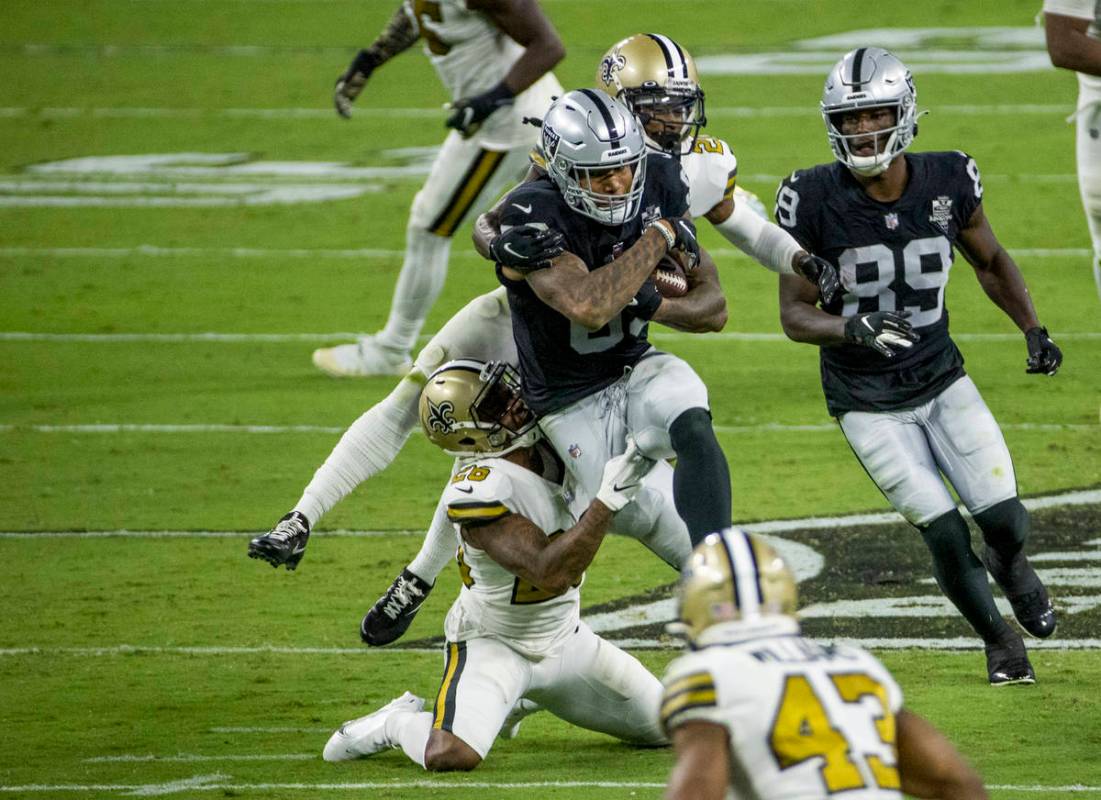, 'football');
652,254,689,298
